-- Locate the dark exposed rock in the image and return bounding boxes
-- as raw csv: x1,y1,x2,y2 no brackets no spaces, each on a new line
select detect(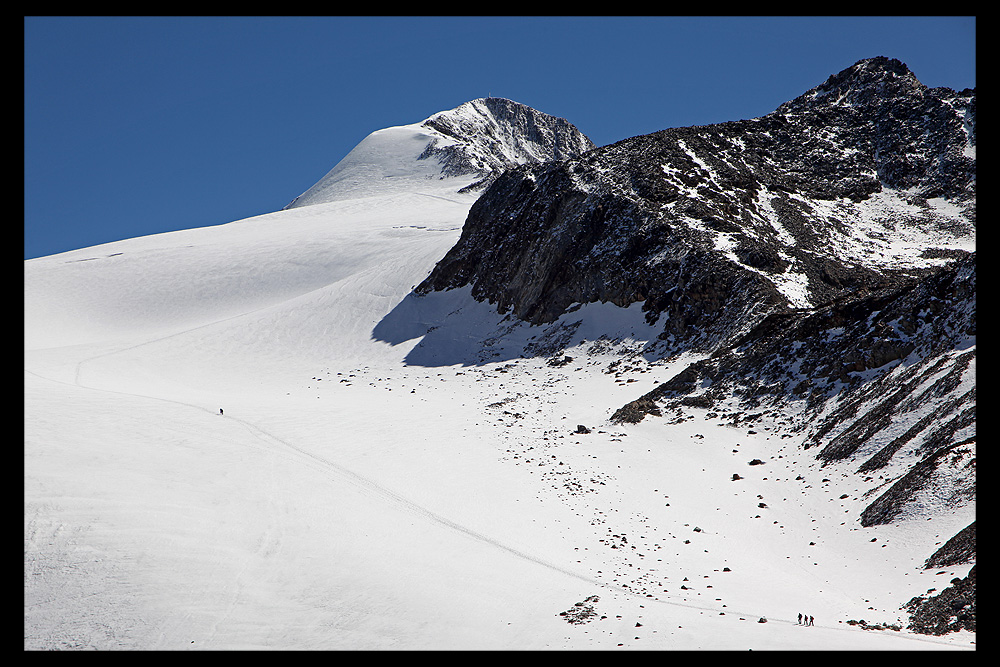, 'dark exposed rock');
558,595,601,624
859,437,975,527
547,355,574,367
611,396,662,424
418,59,974,359
904,565,975,635
409,59,974,632
925,522,976,570
421,97,597,186
777,57,976,202
612,255,974,498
